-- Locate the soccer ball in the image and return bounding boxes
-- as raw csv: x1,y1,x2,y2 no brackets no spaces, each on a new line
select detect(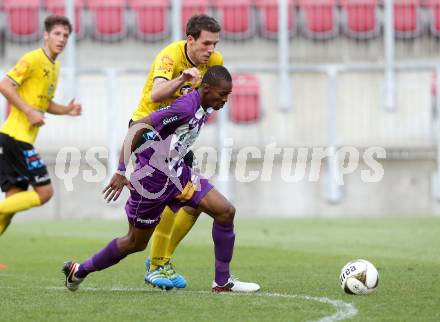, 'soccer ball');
339,259,379,295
